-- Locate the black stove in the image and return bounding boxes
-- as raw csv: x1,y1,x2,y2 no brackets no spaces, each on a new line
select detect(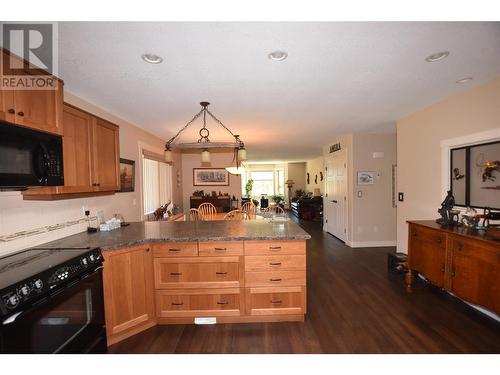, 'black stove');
0,246,106,353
